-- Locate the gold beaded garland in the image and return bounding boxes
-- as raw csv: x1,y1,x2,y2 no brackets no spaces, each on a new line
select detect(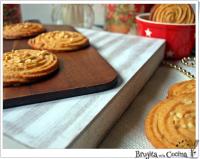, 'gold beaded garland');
162,57,195,79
